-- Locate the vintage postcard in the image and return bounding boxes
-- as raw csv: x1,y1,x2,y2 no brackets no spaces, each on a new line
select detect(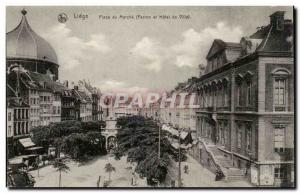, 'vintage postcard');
6,6,295,188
